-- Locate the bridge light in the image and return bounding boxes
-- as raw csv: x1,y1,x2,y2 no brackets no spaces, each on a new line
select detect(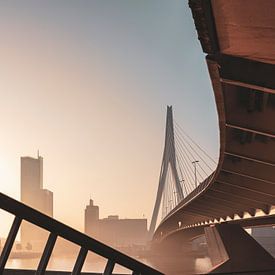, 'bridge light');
173,191,178,205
